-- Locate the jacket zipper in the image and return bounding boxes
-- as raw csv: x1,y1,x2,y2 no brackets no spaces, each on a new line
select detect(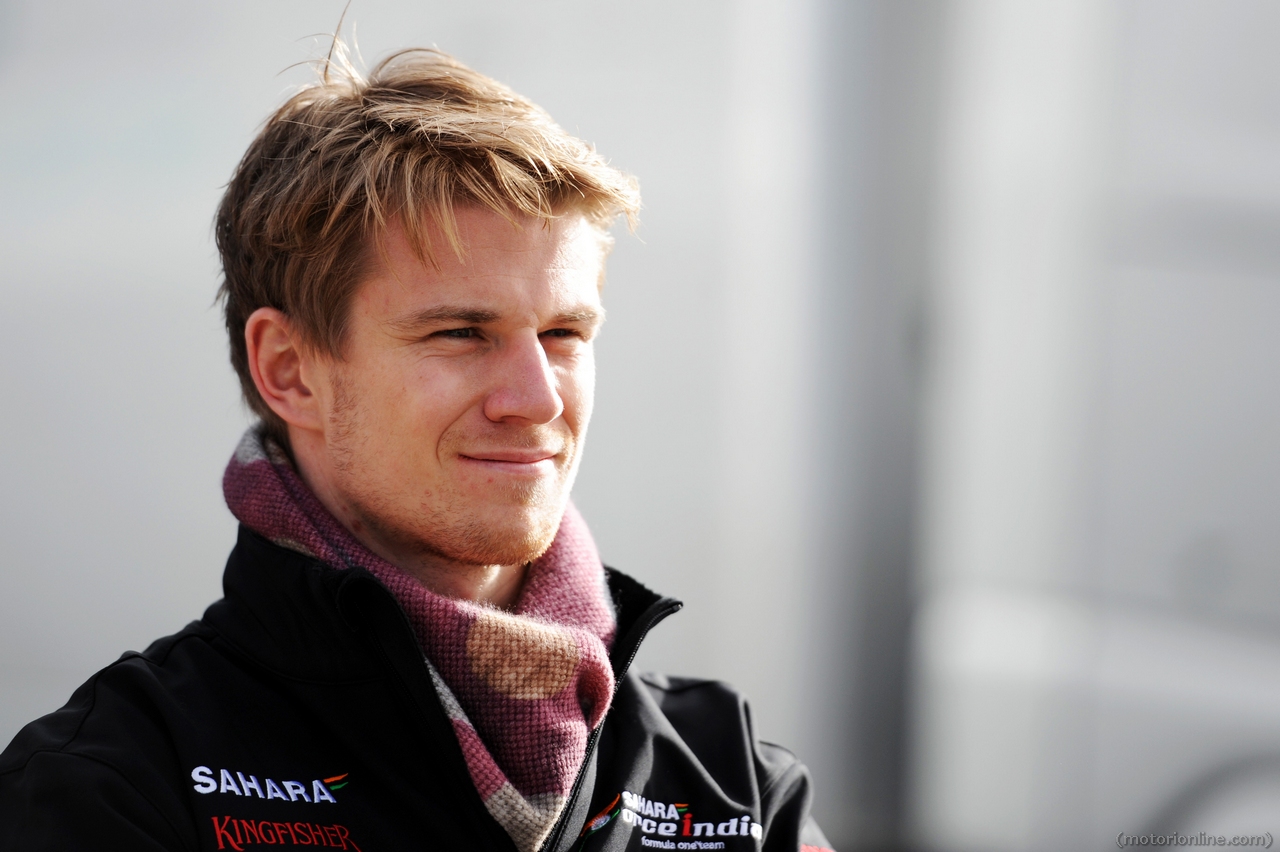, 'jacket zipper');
537,595,684,852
